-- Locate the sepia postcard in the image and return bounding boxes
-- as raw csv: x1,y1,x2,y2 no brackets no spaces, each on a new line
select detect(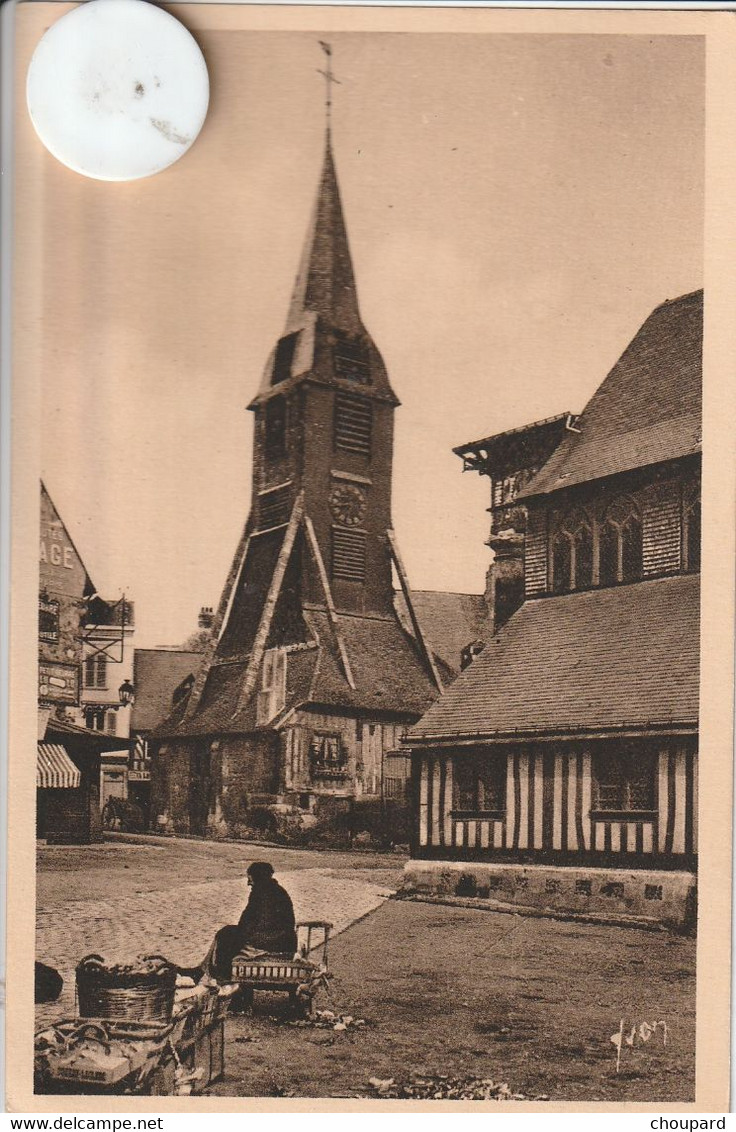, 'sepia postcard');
5,2,736,1114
